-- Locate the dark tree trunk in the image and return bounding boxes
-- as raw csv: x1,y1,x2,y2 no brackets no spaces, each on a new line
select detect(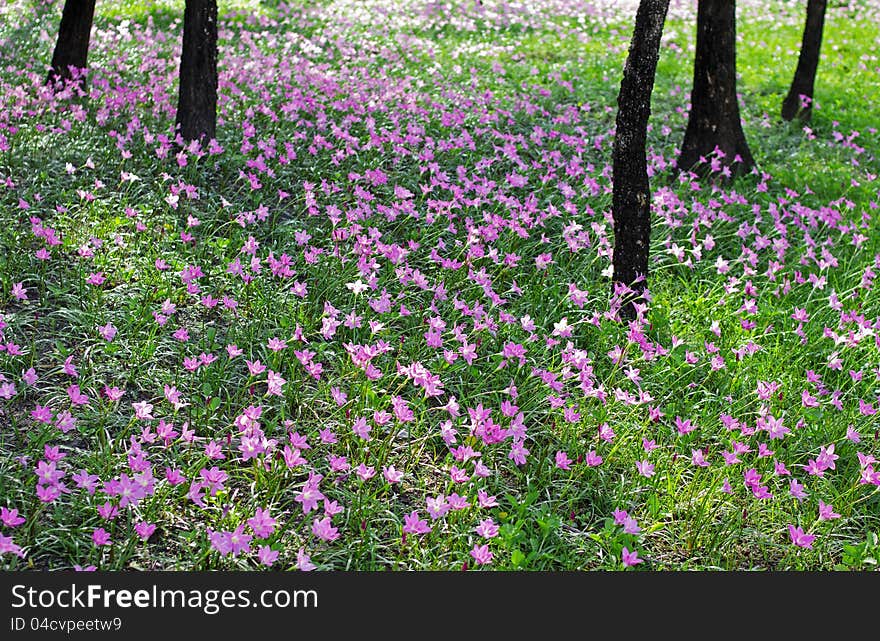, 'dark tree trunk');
782,0,826,121
46,0,97,87
176,0,218,142
677,0,754,177
612,0,671,320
